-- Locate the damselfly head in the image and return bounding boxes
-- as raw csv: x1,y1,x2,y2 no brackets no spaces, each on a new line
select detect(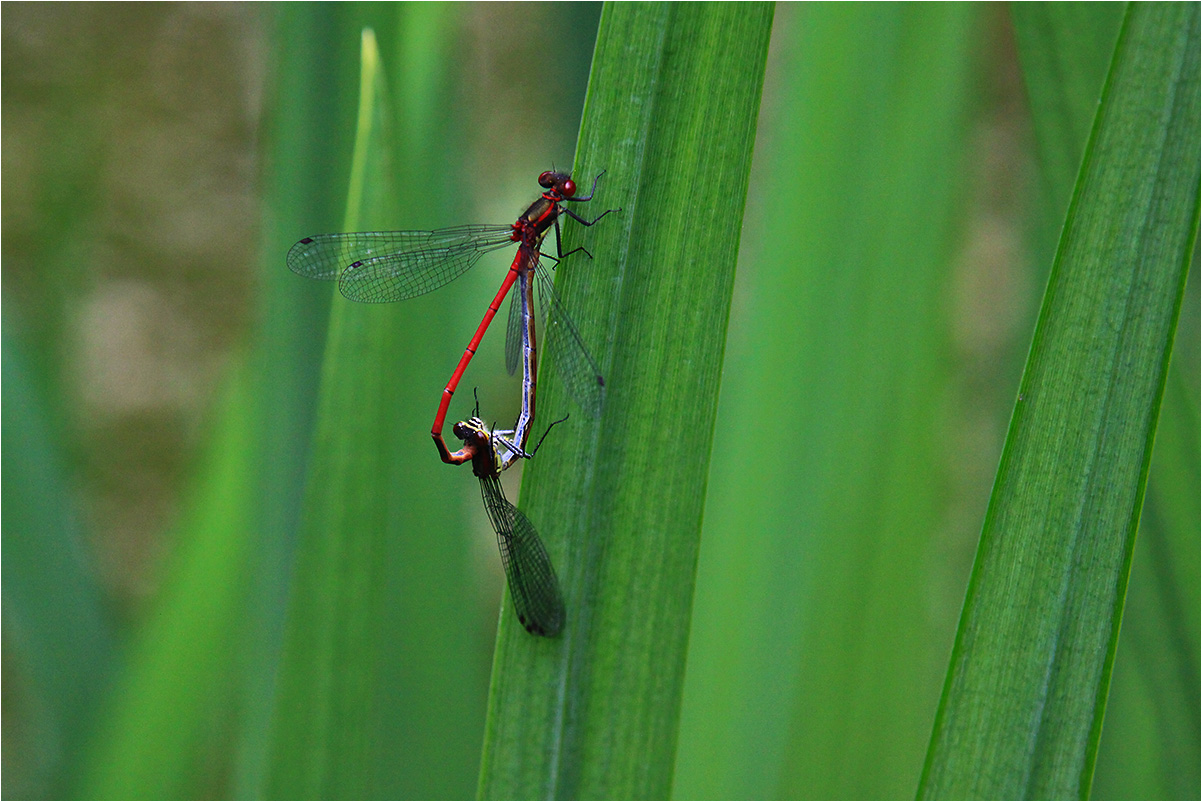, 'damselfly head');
538,171,575,197
453,417,488,442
